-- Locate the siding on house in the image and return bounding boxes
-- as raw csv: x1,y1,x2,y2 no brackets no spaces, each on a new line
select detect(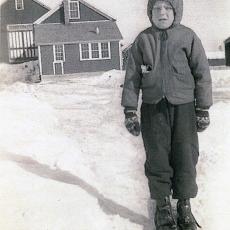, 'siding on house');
72,41,120,73
40,45,54,75
40,41,121,75
0,0,49,63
